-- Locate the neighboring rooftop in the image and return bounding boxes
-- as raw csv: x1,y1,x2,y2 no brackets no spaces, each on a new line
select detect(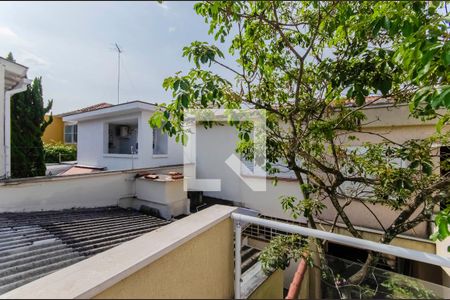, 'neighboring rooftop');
57,102,113,117
62,100,159,122
0,206,171,294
